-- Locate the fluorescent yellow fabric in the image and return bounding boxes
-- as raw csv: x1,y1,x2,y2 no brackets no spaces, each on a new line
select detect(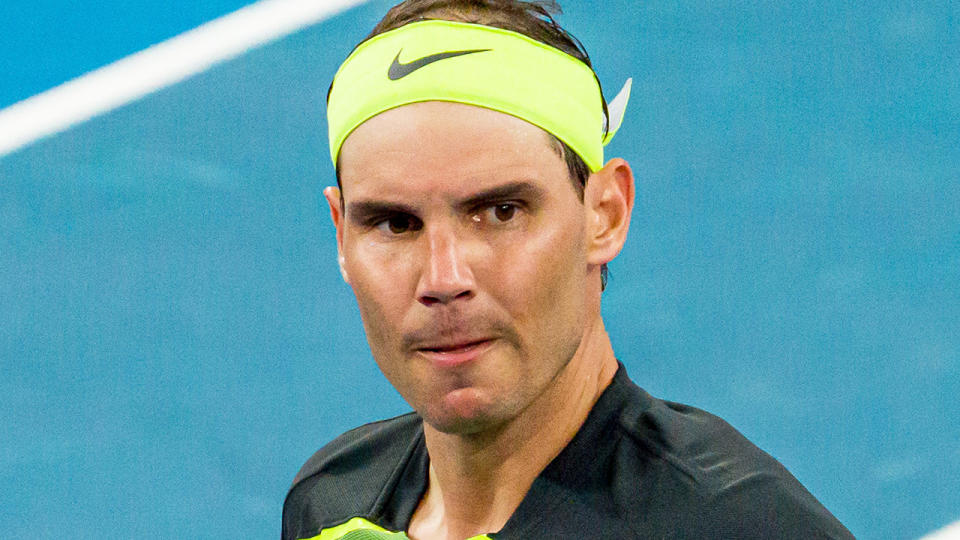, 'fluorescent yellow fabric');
298,516,492,540
299,517,394,540
327,20,624,172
